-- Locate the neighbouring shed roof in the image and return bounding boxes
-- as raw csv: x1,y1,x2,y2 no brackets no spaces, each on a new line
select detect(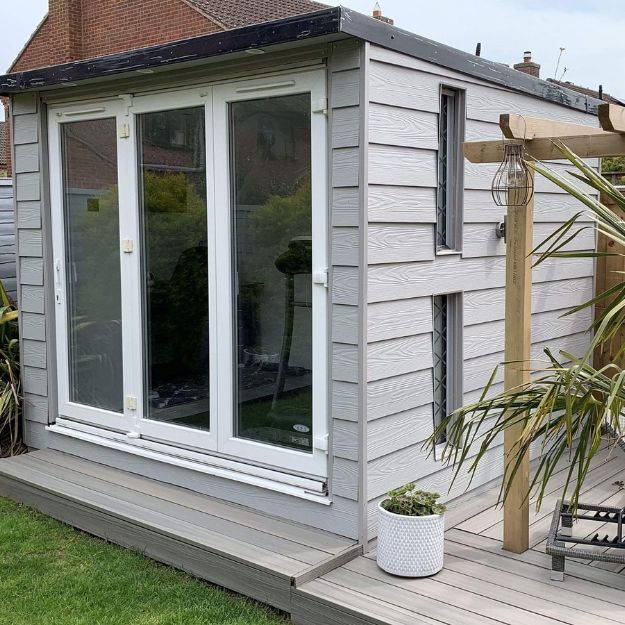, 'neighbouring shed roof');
186,0,327,29
0,6,603,115
547,78,625,107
